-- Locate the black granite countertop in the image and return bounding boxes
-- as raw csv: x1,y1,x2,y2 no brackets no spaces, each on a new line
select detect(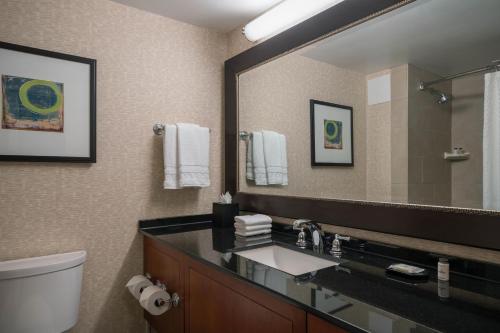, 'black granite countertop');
139,215,500,333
